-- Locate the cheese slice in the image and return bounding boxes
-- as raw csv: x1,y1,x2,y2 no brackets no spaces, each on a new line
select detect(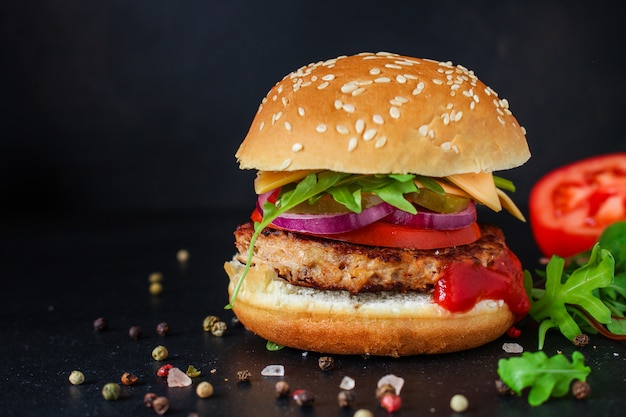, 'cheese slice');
446,172,502,212
254,170,317,194
496,188,526,222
